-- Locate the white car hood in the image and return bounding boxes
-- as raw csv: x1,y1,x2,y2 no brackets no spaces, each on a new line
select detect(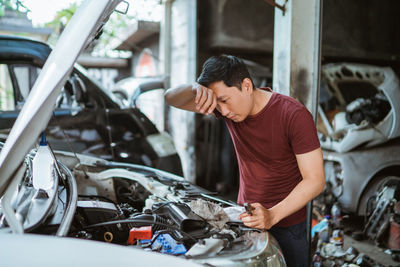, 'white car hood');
0,233,201,267
0,0,121,196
